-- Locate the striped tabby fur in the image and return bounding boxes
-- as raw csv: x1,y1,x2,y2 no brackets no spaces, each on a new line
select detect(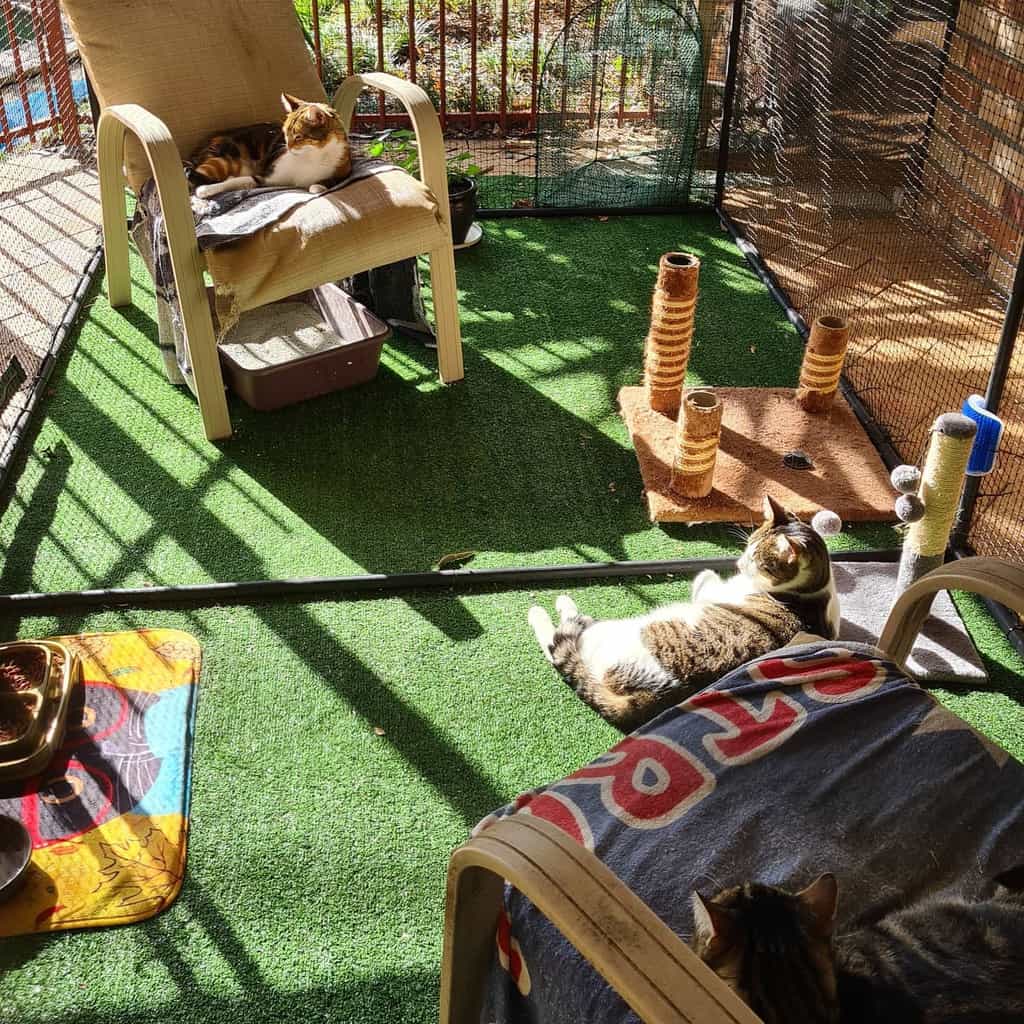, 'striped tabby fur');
528,494,838,731
186,93,351,198
693,867,1024,1023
